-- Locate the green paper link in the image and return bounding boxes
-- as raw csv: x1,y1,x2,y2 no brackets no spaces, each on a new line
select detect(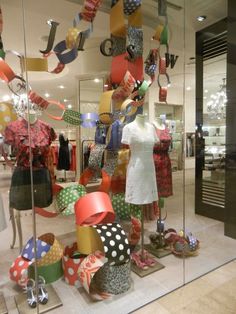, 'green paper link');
62,109,82,126
0,49,5,59
28,259,63,284
160,25,168,45
138,80,149,96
